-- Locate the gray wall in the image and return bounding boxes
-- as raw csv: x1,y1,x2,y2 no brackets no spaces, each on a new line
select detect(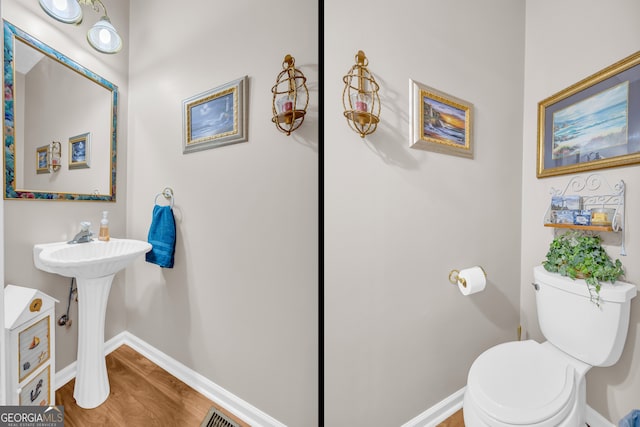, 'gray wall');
521,0,640,421
324,1,525,425
125,1,318,426
22,56,110,193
